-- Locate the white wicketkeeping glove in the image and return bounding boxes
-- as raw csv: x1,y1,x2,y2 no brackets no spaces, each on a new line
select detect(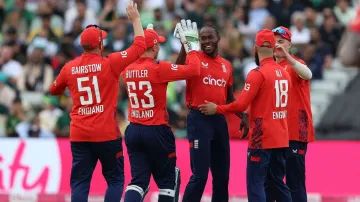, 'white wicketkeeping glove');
174,19,200,53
